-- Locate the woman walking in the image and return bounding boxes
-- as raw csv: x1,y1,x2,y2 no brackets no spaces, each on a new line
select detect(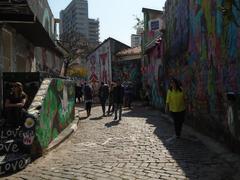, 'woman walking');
165,78,186,141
